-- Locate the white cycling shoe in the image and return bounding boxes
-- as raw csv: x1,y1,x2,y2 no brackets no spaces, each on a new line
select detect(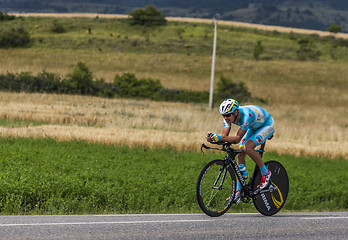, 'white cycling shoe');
226,190,241,204
258,170,272,190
